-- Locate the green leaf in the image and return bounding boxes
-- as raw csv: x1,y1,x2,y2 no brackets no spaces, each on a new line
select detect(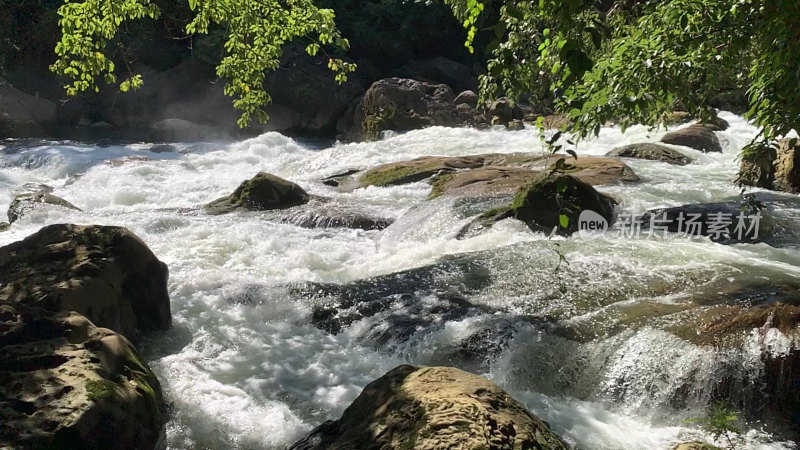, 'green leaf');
559,214,569,228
